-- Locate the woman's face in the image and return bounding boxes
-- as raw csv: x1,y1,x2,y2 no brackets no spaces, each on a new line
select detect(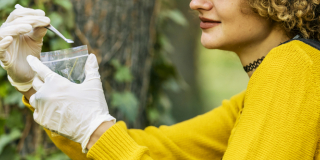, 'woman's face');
190,0,274,52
